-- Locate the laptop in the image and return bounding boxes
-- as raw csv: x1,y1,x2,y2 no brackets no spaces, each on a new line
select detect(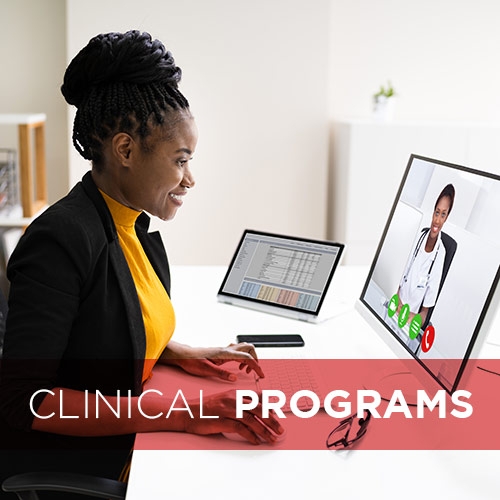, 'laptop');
217,230,345,323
